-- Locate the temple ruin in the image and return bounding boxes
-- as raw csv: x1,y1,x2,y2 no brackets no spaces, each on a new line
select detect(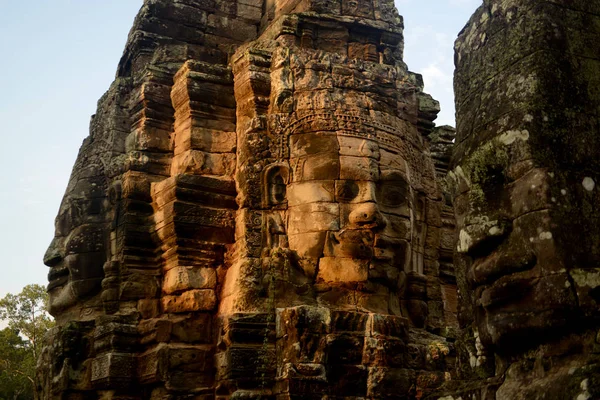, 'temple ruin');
37,0,599,399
